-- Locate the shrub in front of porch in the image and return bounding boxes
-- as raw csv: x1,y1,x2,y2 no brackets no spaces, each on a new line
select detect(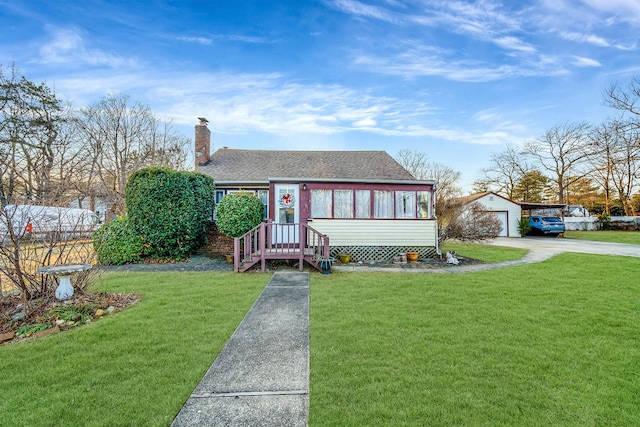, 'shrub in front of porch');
215,194,264,238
